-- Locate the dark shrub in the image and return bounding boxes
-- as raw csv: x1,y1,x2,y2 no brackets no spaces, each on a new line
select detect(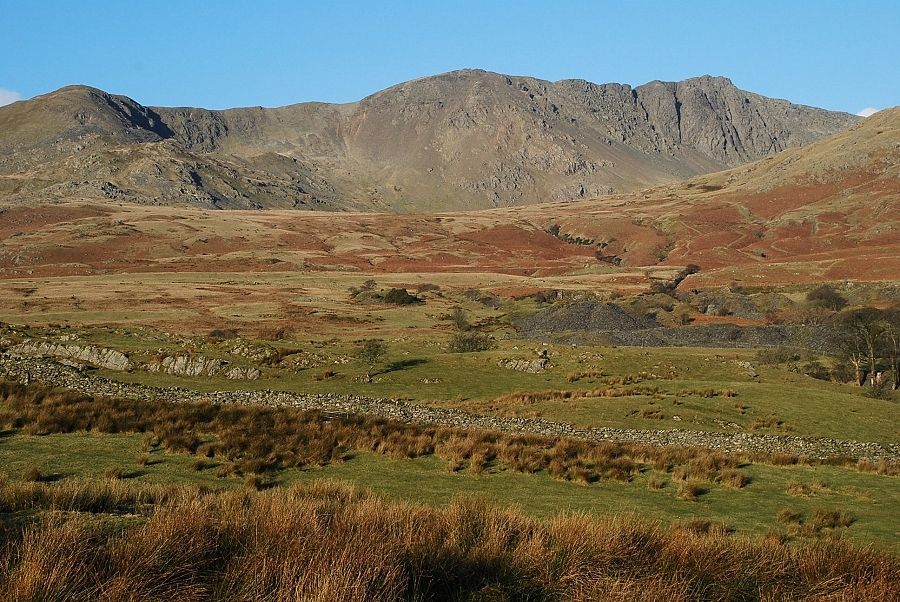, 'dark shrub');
208,328,239,340
447,332,495,353
382,288,422,305
806,285,847,311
